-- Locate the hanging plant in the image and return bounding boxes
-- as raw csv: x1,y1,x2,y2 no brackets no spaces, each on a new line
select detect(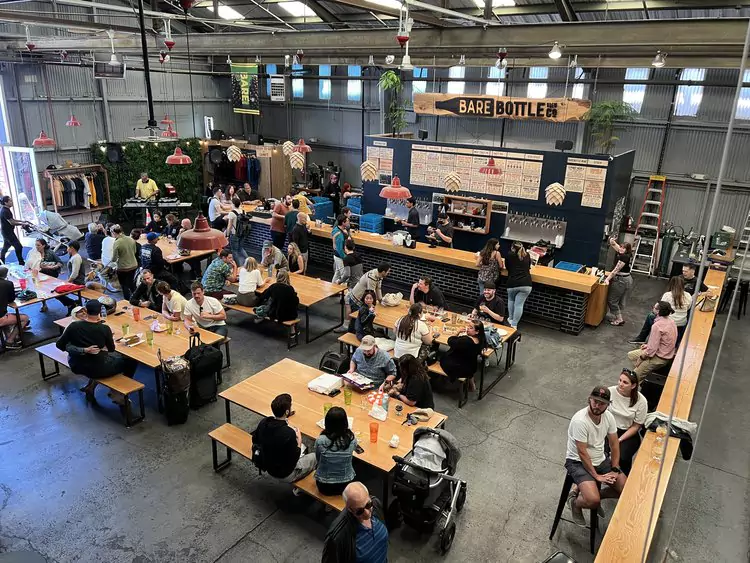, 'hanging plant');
378,70,407,137
583,100,637,154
